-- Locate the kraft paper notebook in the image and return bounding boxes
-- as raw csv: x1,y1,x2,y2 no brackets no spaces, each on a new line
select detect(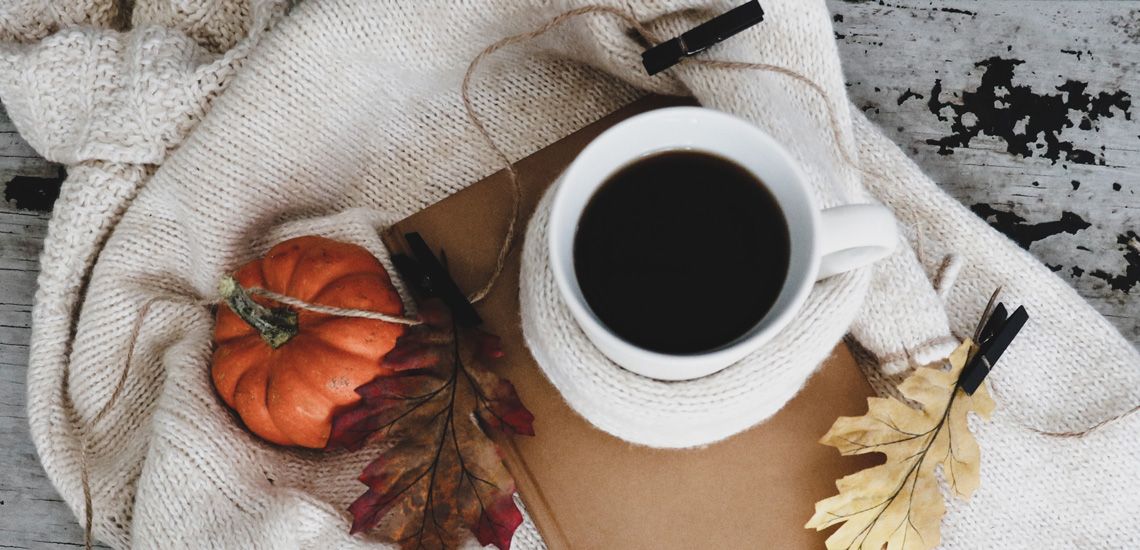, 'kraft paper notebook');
382,96,878,549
